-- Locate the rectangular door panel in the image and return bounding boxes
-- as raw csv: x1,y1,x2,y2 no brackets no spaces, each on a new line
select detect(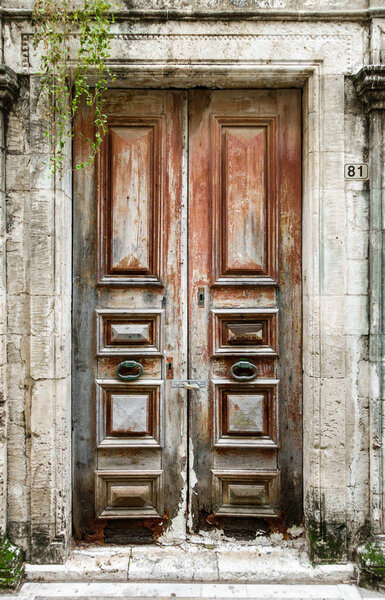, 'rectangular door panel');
211,308,278,356
212,470,280,517
98,117,164,285
211,115,278,285
95,470,163,519
96,309,163,356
